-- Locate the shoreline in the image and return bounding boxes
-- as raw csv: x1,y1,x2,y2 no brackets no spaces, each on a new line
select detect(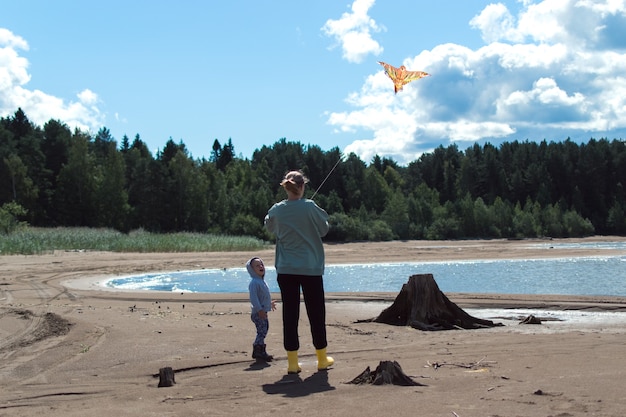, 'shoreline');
55,235,626,312
63,278,626,313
